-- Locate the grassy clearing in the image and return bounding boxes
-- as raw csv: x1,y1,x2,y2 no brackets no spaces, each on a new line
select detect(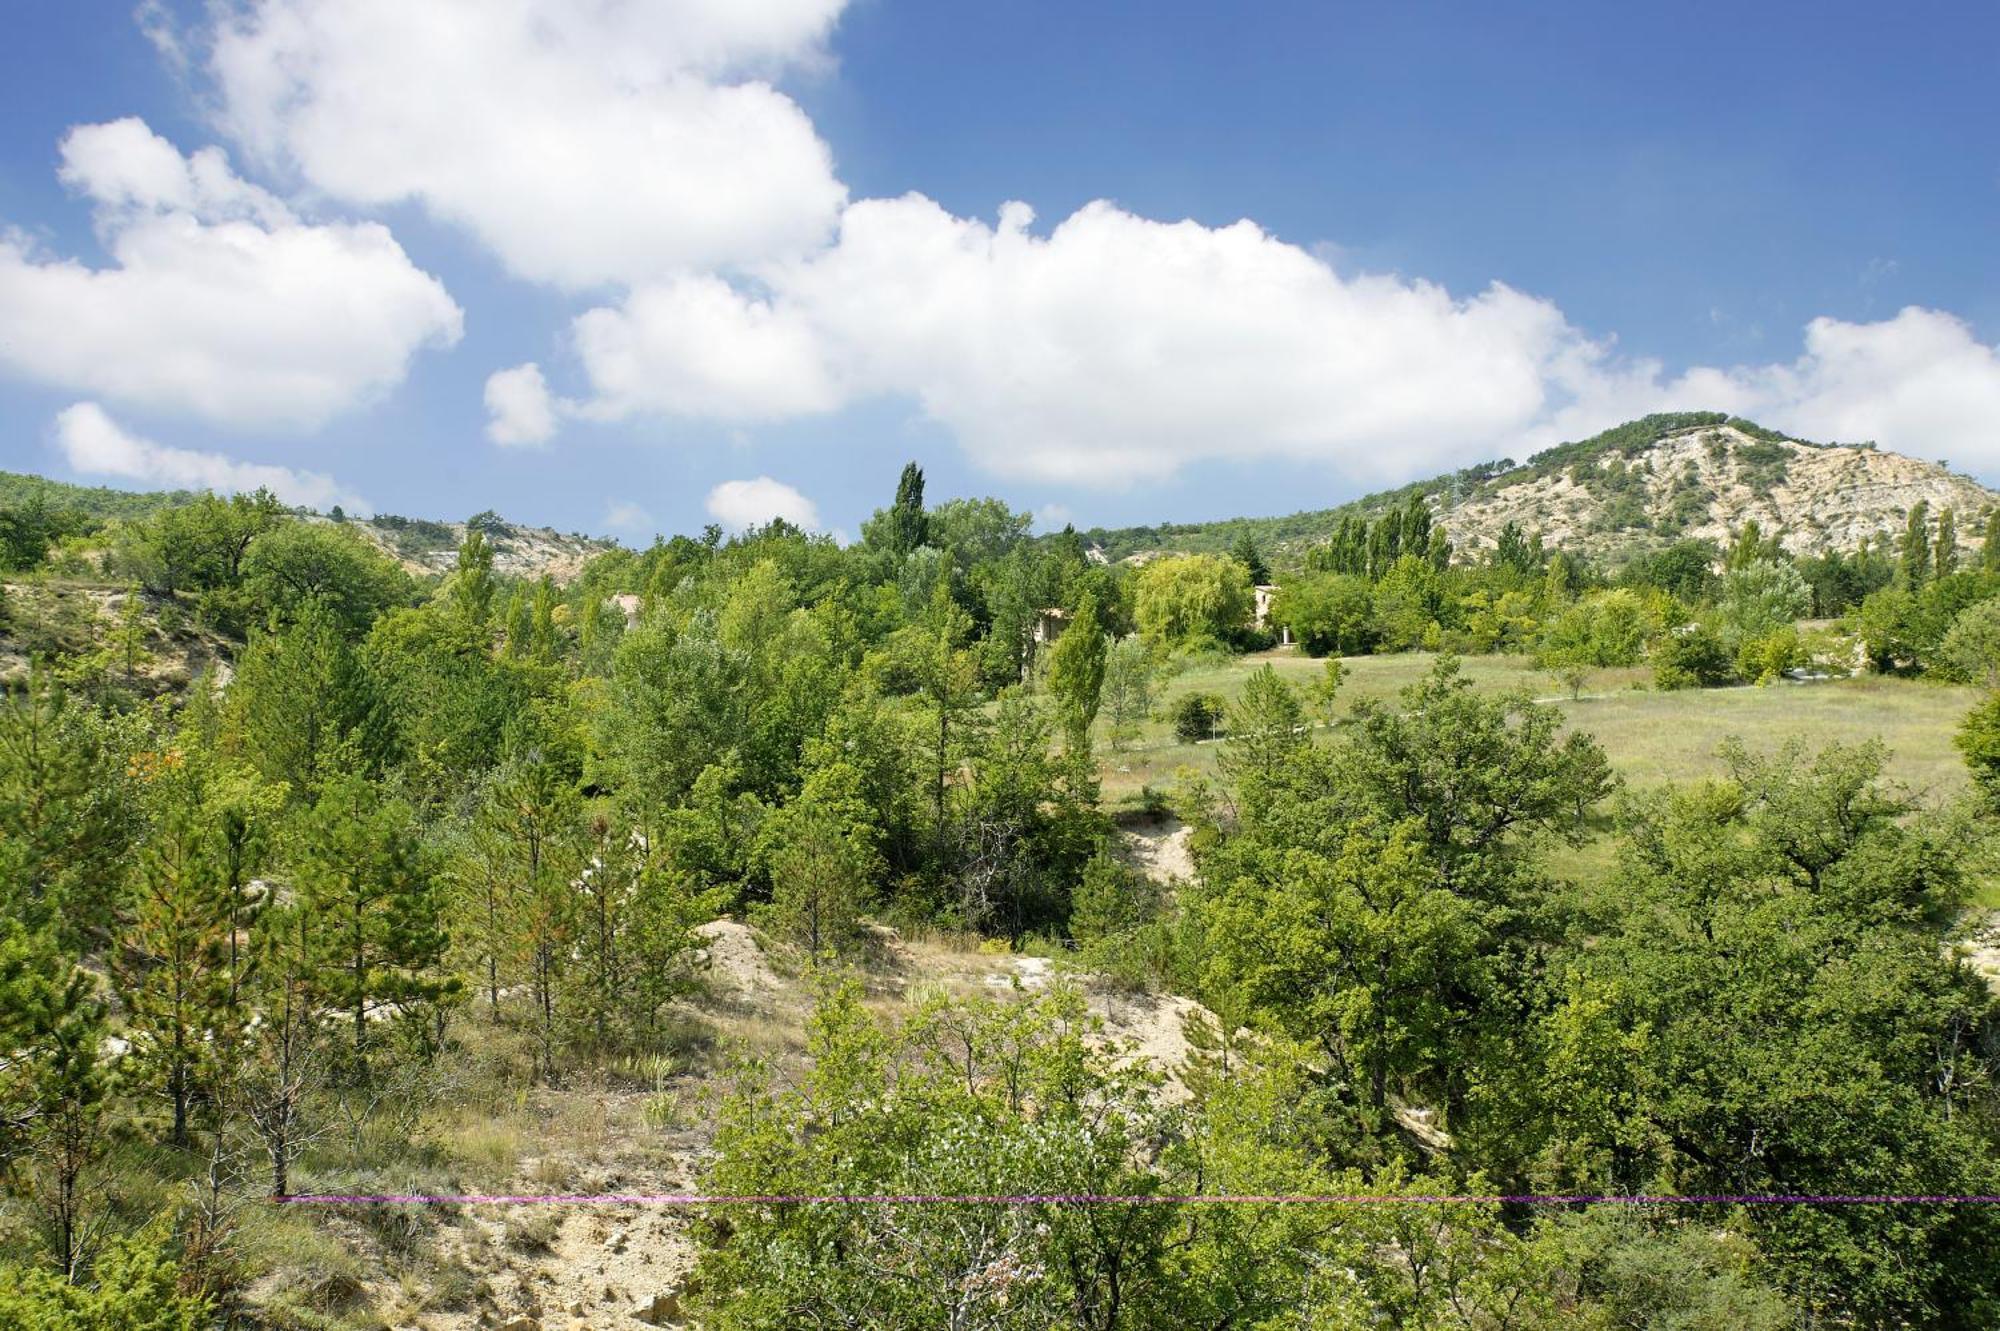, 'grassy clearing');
1098,646,1981,819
